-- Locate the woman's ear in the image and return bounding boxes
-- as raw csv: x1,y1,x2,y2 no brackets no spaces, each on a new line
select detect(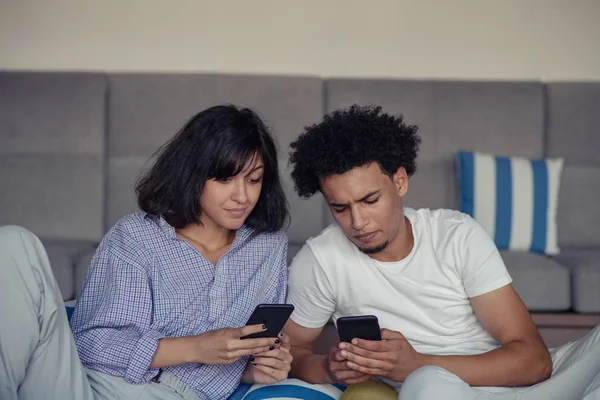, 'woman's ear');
393,167,409,197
